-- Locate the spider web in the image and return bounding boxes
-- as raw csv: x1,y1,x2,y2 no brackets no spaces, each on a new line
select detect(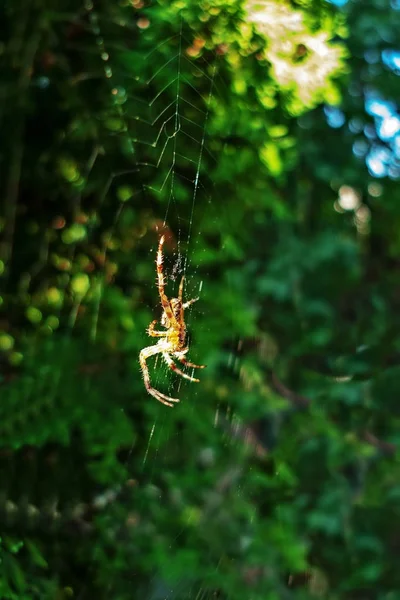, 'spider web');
75,3,225,598
85,6,226,598
88,7,215,239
